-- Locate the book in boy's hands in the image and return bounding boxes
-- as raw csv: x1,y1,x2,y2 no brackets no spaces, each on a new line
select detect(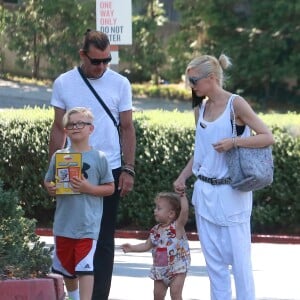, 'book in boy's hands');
55,152,82,194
